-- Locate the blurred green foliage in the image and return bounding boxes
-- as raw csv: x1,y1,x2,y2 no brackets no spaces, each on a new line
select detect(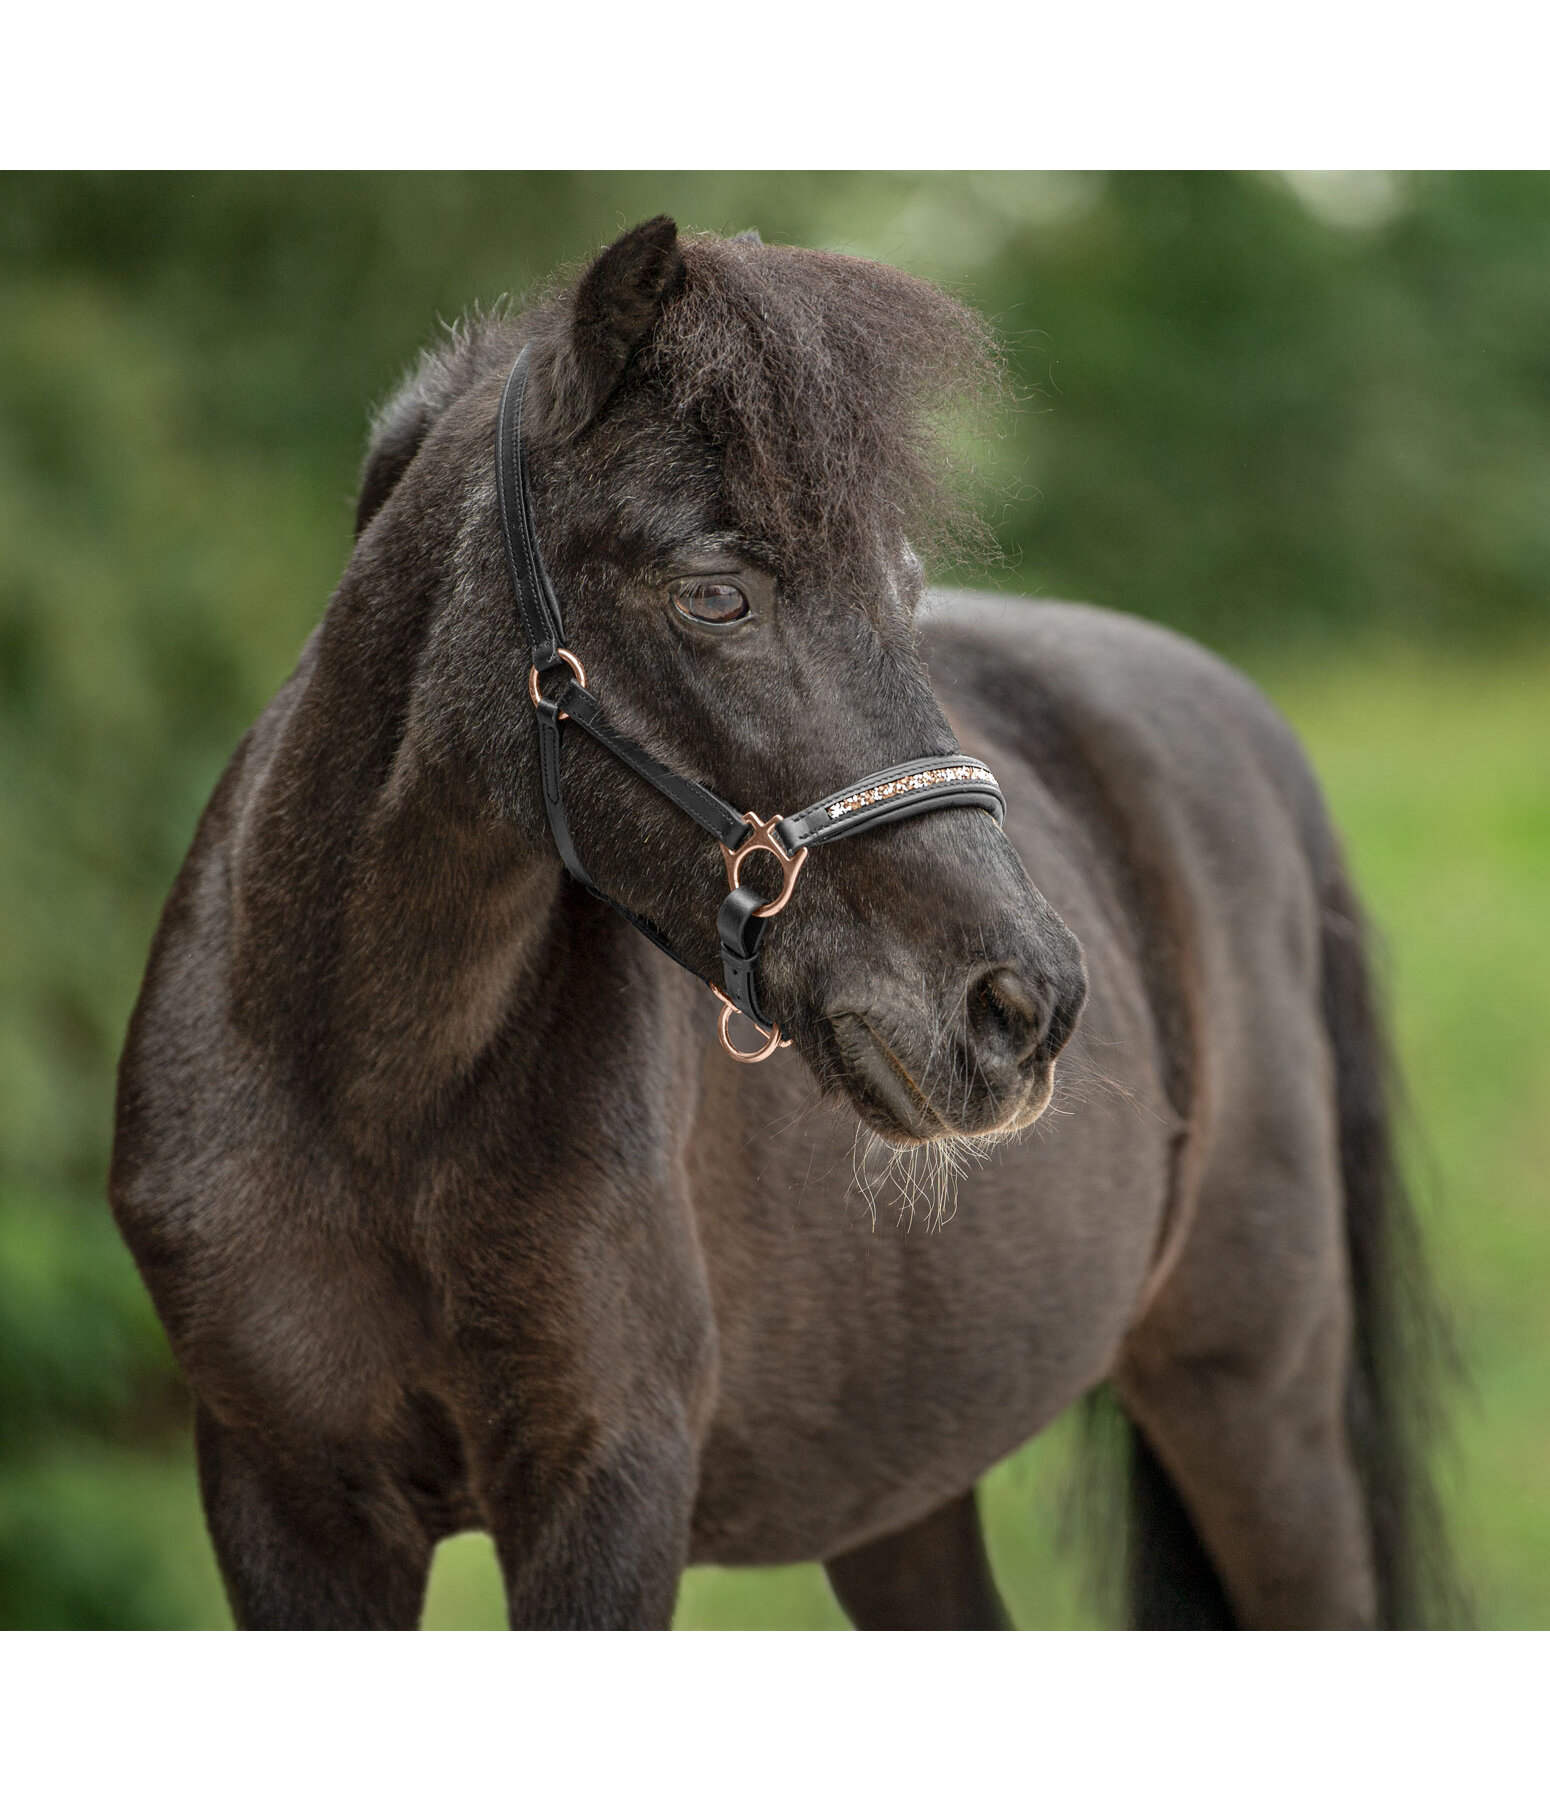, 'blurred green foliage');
1,173,1546,1627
